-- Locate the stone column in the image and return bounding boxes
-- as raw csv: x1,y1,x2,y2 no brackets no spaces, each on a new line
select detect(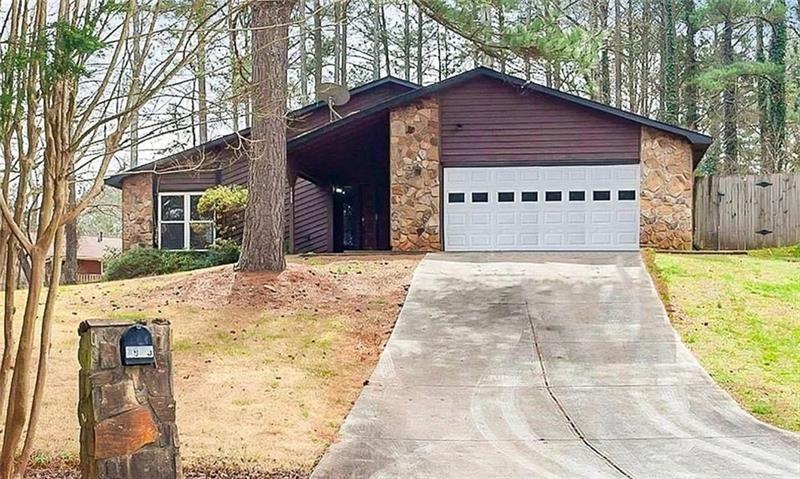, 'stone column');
121,173,154,251
639,126,694,250
78,319,180,479
389,96,442,251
